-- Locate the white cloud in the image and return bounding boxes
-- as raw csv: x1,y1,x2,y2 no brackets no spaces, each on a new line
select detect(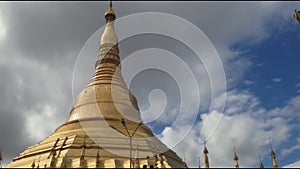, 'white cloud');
140,89,168,124
143,2,300,166
281,144,300,157
283,160,300,168
159,89,293,167
266,85,272,89
257,63,263,67
244,80,255,85
269,96,300,119
25,105,59,140
281,137,300,156
296,83,300,88
273,78,282,82
2,1,300,168
0,48,73,143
